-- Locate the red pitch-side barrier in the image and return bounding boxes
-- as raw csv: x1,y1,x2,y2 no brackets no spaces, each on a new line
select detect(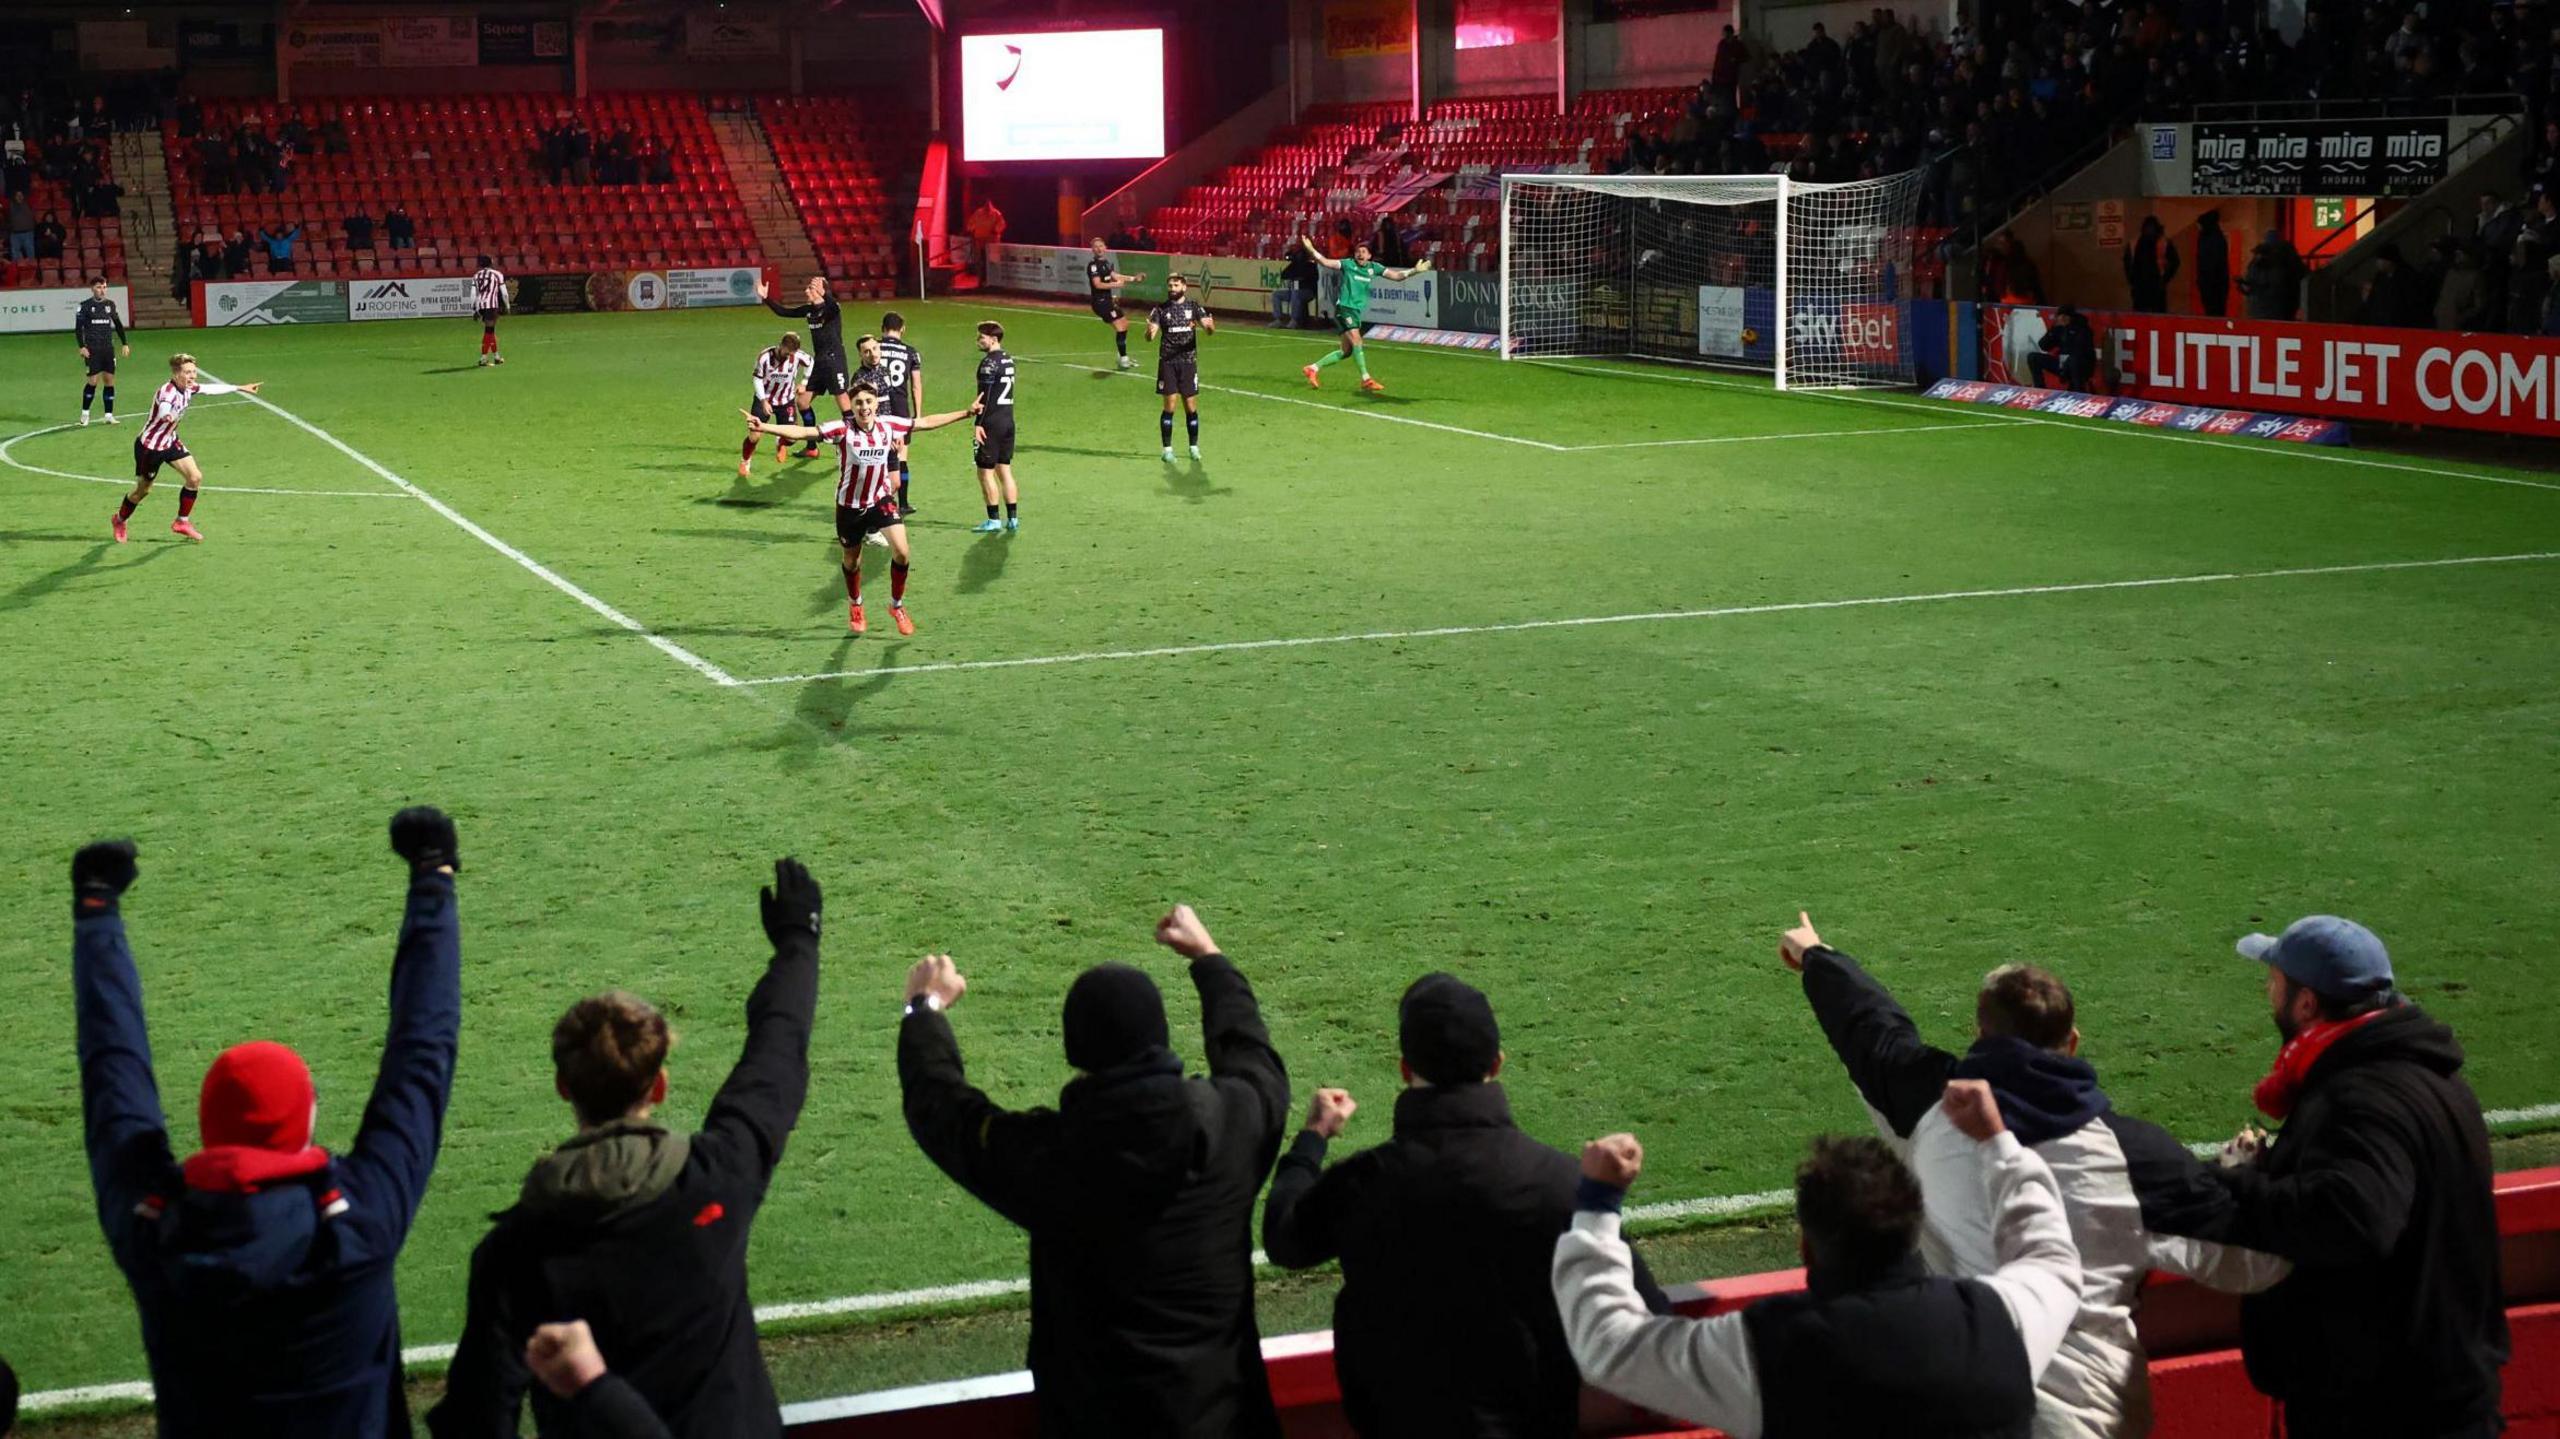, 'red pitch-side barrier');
785,1166,2560,1438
